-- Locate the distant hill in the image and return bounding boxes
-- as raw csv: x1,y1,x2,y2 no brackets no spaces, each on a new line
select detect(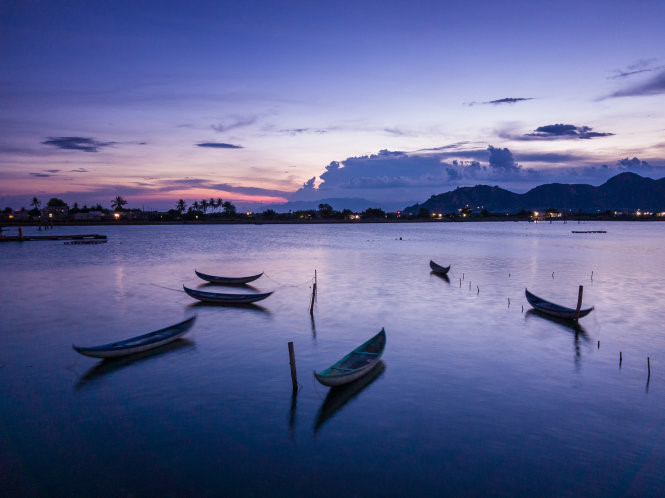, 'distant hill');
404,172,665,214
